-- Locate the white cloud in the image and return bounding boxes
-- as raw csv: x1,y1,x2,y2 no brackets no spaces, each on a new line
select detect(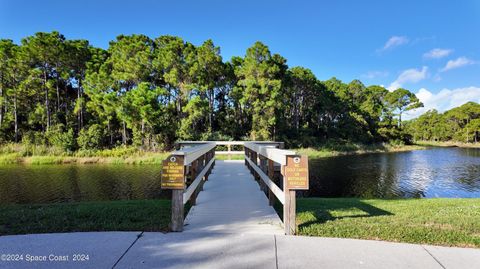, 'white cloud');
379,36,409,51
387,66,428,91
404,86,480,119
361,70,389,79
440,57,475,72
423,48,453,59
